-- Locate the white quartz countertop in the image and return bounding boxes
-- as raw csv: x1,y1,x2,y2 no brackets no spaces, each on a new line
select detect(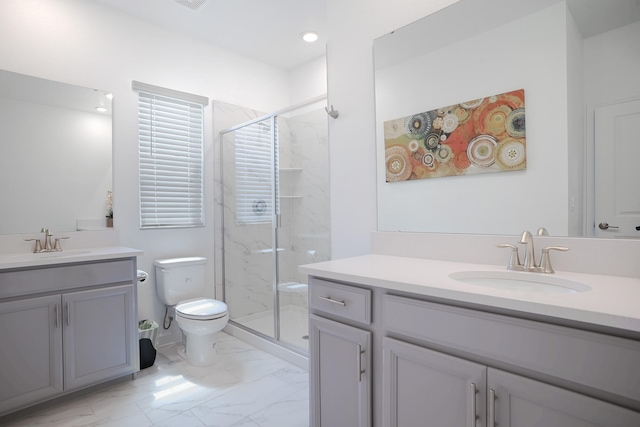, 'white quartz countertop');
300,254,640,333
0,246,143,270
